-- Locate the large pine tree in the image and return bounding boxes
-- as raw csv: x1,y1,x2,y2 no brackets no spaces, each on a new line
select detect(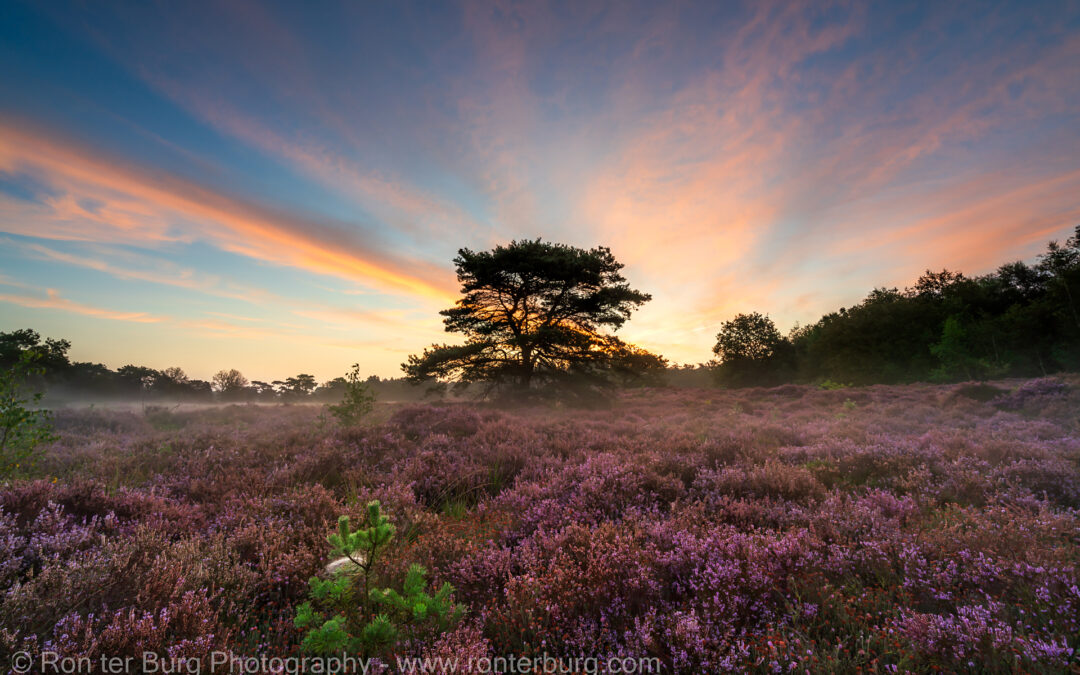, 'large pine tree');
402,239,662,393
